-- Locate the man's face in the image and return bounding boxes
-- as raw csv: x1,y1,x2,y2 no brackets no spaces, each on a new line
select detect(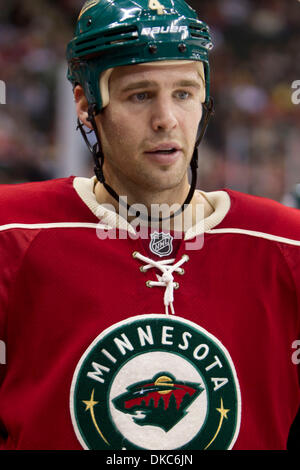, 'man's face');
96,62,204,198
